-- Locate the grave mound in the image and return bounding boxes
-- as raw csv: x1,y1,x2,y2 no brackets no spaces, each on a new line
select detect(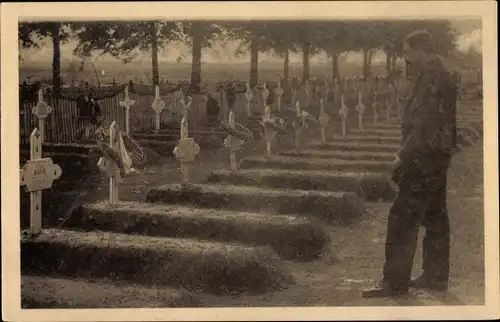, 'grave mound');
21,229,293,295
64,202,331,261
